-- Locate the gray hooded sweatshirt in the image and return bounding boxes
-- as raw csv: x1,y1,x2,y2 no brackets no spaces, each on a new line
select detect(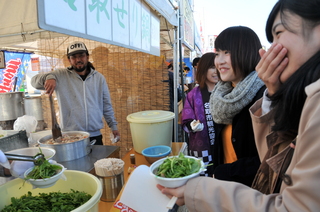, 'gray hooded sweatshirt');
31,68,118,137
